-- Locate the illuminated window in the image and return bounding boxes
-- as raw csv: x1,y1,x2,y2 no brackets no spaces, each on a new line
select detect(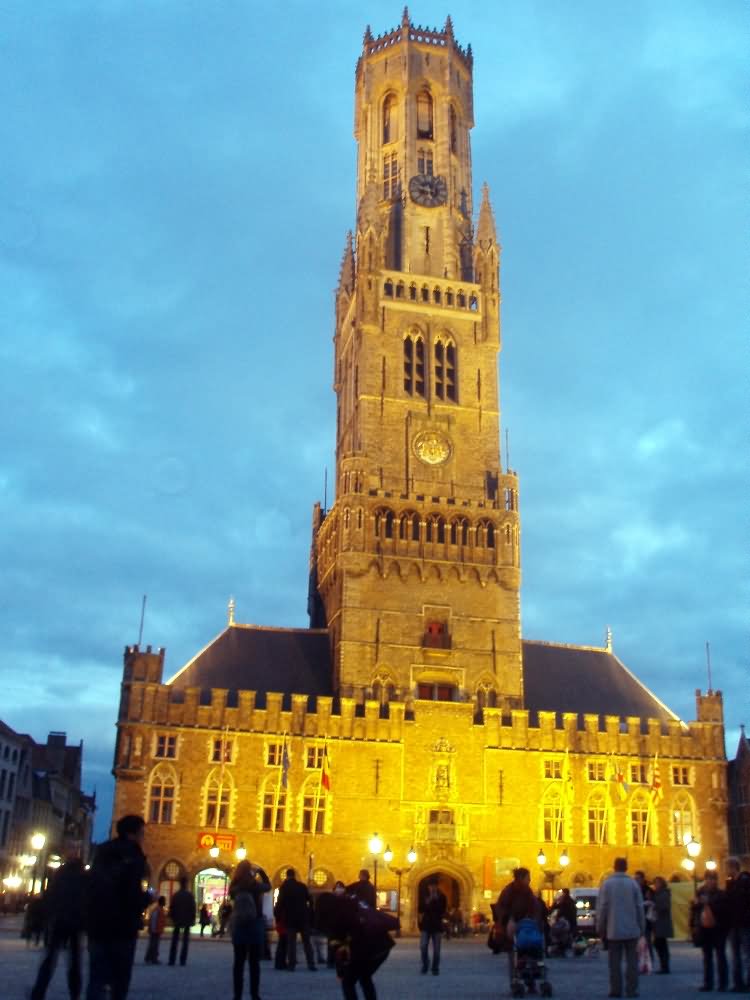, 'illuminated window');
629,794,651,845
155,734,176,759
417,682,455,702
211,738,233,763
586,792,609,844
416,90,433,139
382,93,398,144
301,779,327,833
542,787,564,842
672,765,691,786
266,742,283,765
262,776,286,832
672,794,695,846
204,777,230,827
149,768,176,825
544,760,562,780
306,746,324,769
630,763,648,785
428,808,454,841
587,761,606,782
